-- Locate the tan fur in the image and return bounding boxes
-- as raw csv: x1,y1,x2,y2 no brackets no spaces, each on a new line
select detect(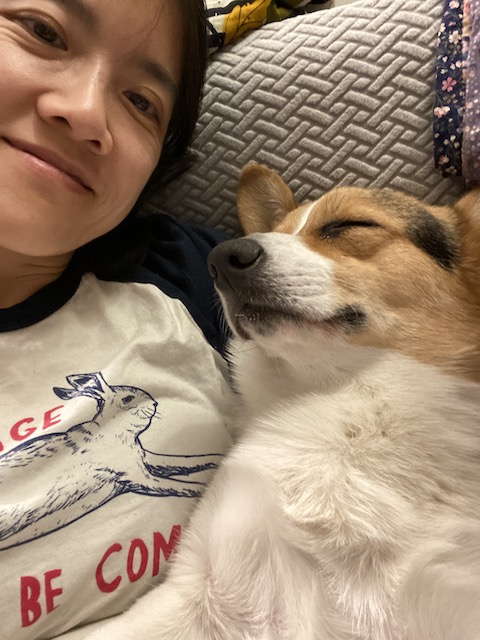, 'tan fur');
237,163,298,234
238,164,480,381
